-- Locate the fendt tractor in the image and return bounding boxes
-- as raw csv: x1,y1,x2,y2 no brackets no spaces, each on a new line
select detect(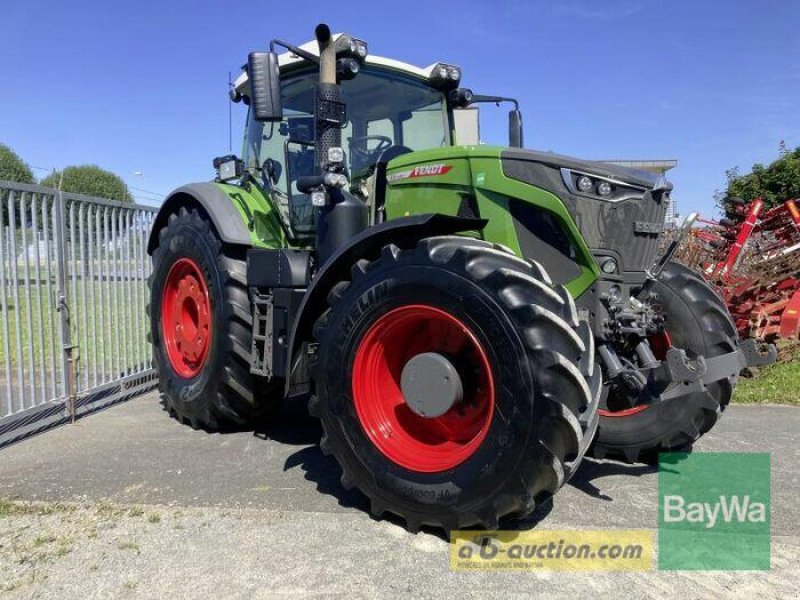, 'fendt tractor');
148,25,774,532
